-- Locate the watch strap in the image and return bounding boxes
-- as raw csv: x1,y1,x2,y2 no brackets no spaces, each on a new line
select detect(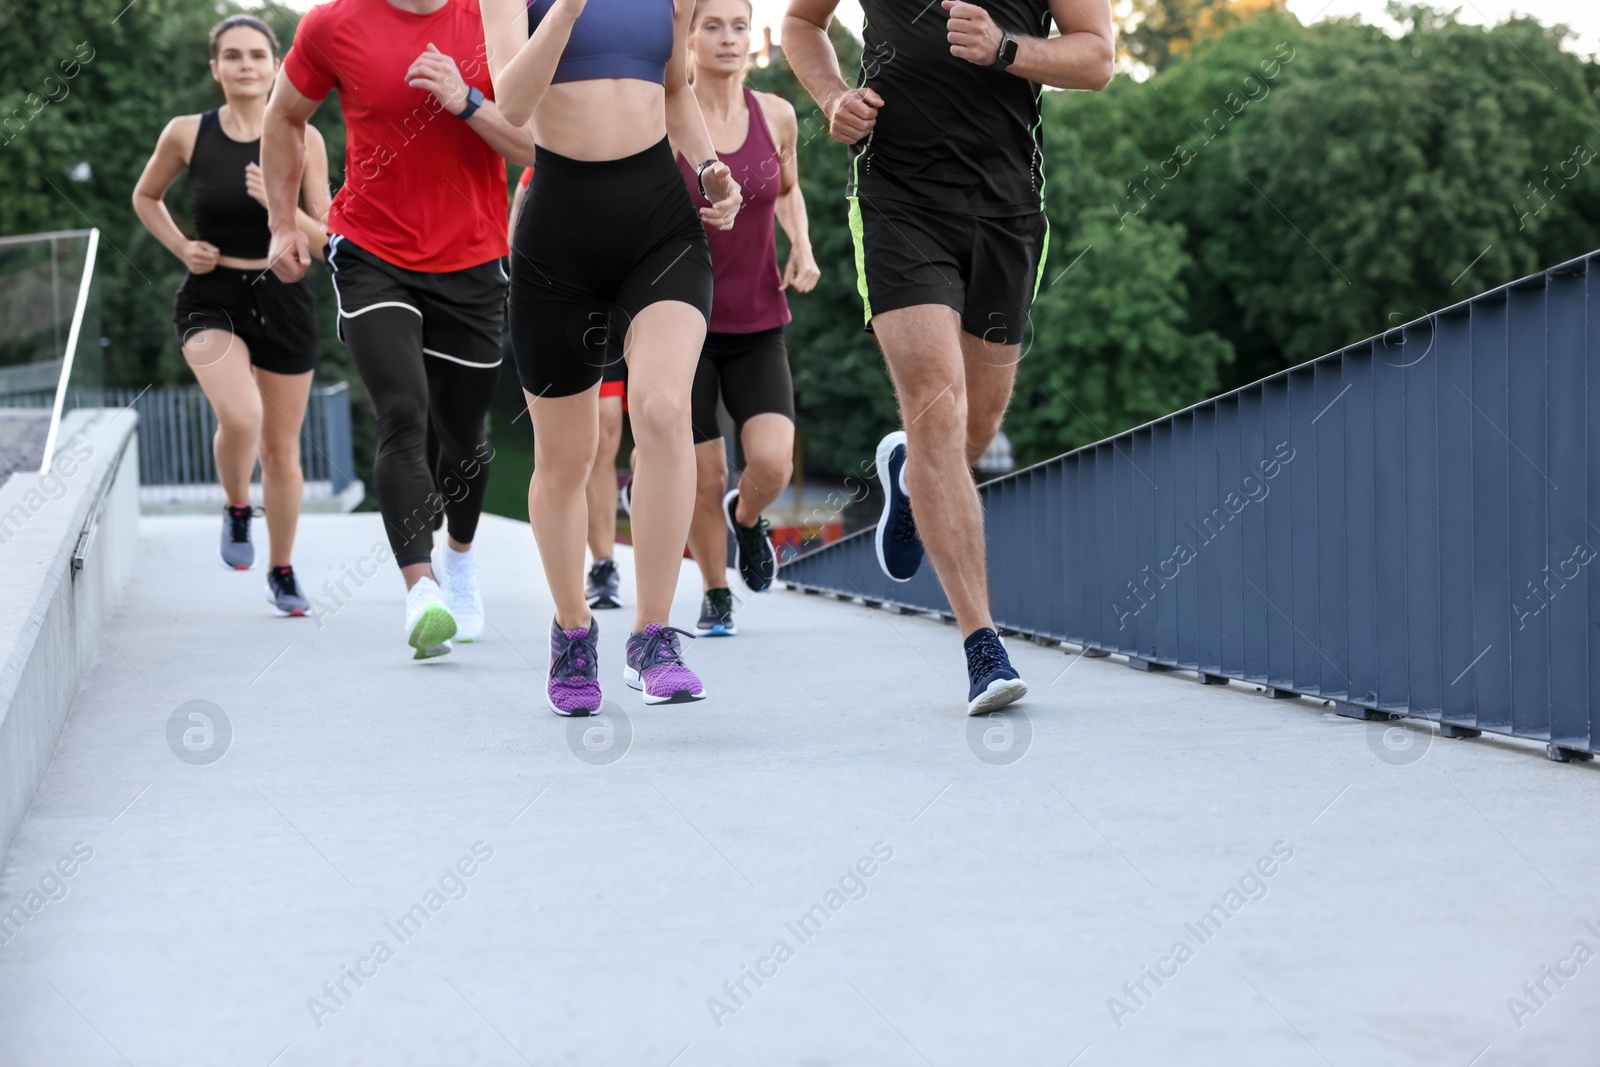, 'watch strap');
457,86,485,121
